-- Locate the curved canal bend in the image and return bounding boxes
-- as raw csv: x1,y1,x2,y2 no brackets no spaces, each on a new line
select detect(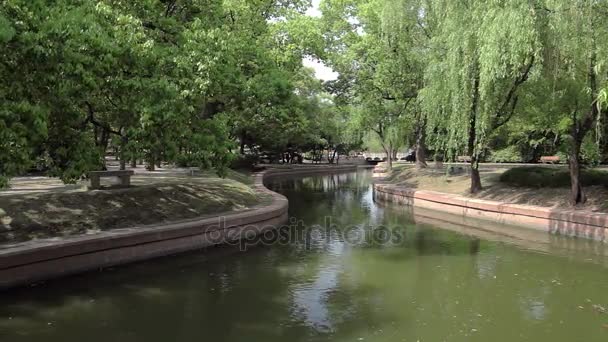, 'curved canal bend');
1,169,608,341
